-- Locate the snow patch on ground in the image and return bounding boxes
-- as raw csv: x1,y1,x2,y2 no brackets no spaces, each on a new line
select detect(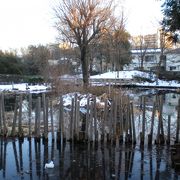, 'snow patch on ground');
90,70,155,80
0,83,51,93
